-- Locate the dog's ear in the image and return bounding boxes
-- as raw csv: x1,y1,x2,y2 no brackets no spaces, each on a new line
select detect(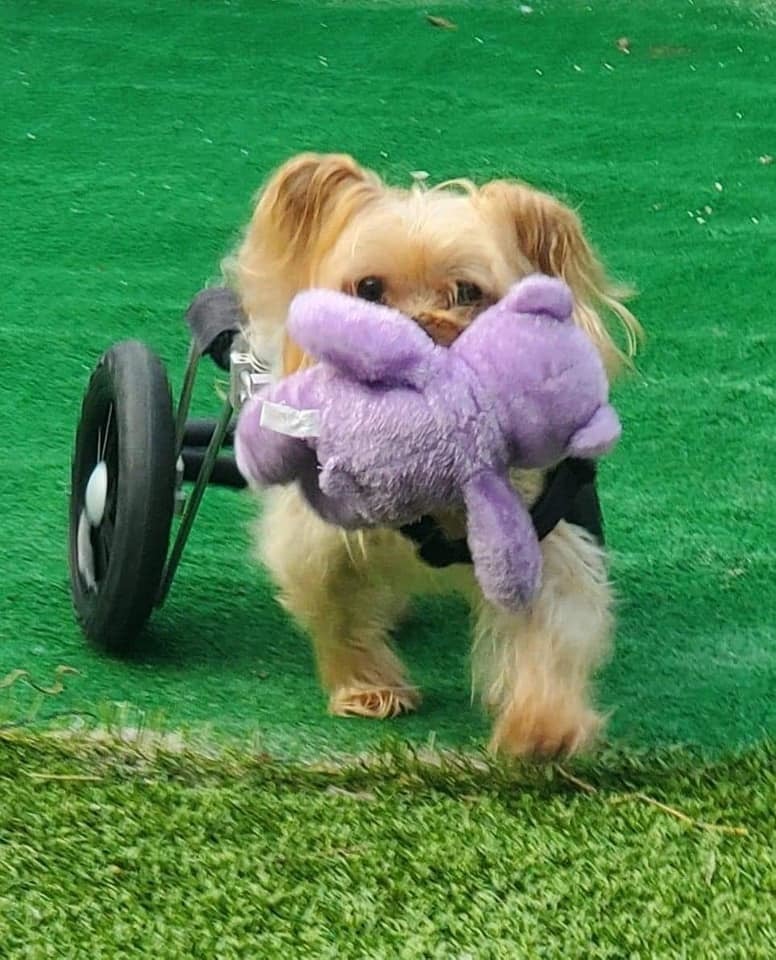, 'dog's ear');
232,154,381,375
244,153,379,283
477,180,641,375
